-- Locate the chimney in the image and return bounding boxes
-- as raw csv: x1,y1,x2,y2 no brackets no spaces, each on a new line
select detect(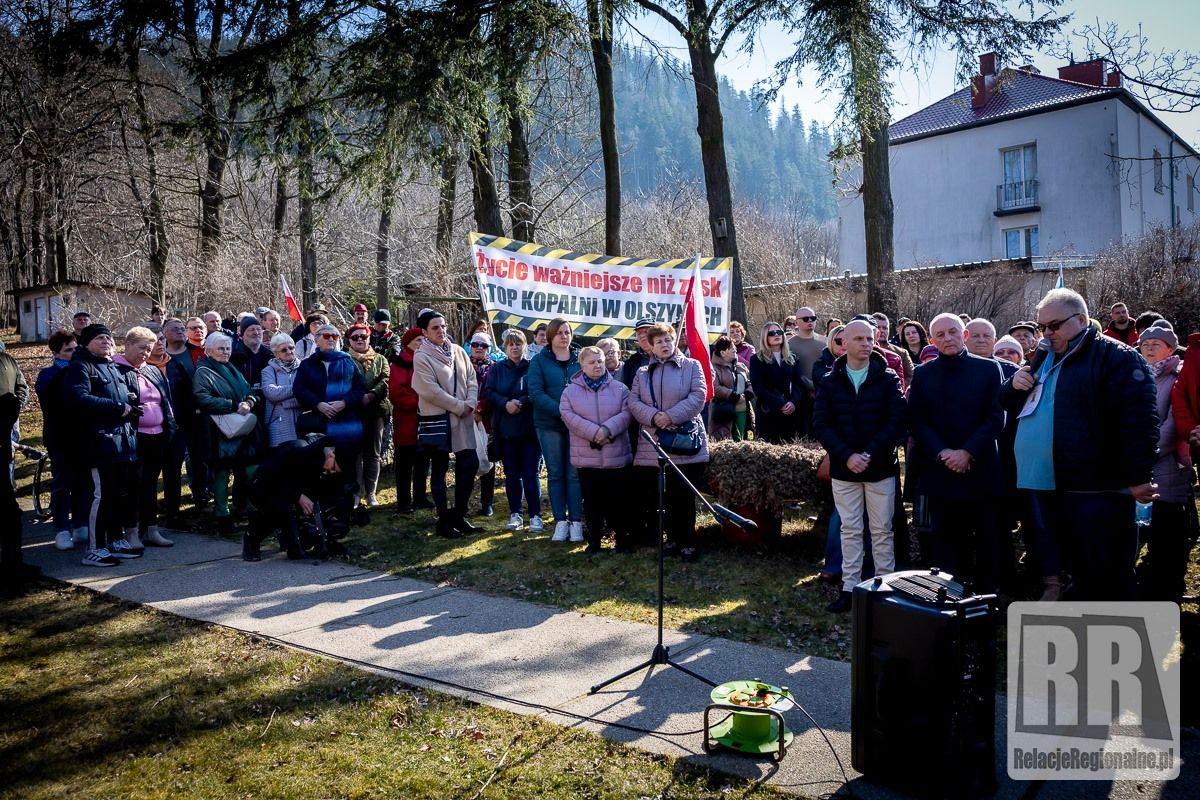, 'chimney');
972,53,998,110
1057,57,1106,86
1106,69,1122,87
